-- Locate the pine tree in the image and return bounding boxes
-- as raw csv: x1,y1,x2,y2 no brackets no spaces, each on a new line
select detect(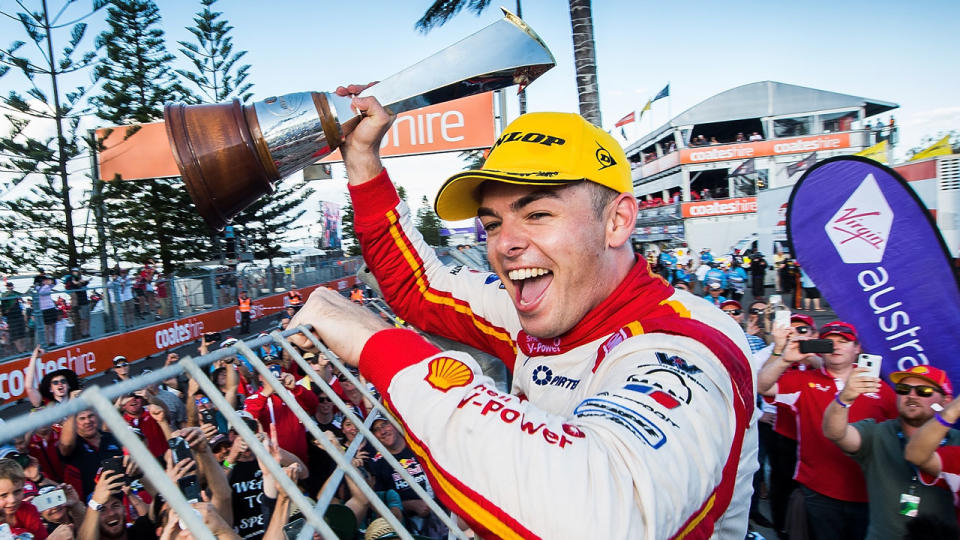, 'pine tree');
0,0,106,272
415,195,447,247
341,184,408,256
91,0,212,272
176,0,253,104
232,178,313,267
